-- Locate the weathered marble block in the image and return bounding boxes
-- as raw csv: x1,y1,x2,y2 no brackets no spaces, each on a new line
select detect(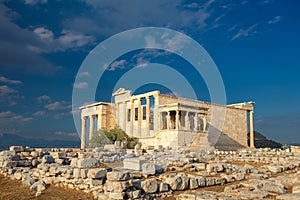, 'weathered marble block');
123,158,146,171
77,158,100,169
